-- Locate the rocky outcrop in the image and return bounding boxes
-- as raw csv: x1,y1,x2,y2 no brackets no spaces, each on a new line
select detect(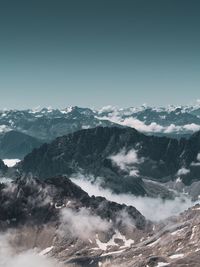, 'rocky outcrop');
0,159,8,174
0,175,147,231
18,127,200,196
1,175,200,267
